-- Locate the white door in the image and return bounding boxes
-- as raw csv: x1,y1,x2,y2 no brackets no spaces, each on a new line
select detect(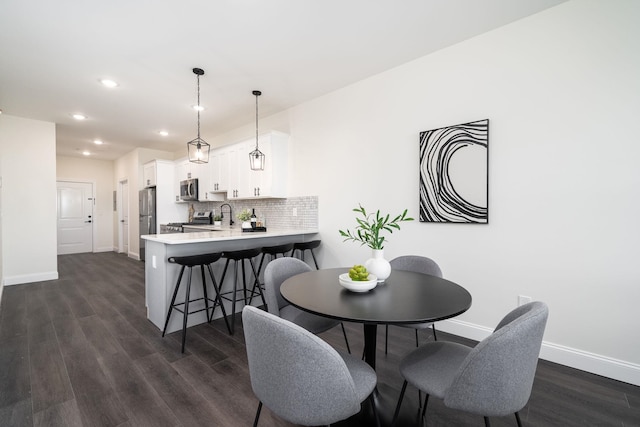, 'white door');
57,181,94,254
120,180,129,254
